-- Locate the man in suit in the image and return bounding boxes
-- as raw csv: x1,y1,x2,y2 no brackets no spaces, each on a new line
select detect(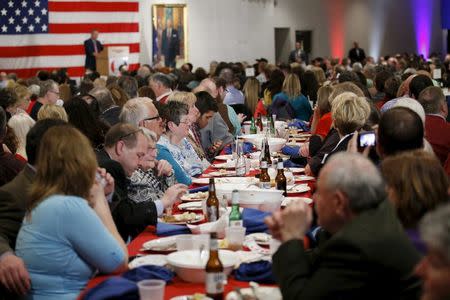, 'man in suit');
149,73,173,104
0,119,66,299
161,19,180,68
348,41,366,65
266,152,422,300
84,29,104,71
288,41,308,65
417,86,450,165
